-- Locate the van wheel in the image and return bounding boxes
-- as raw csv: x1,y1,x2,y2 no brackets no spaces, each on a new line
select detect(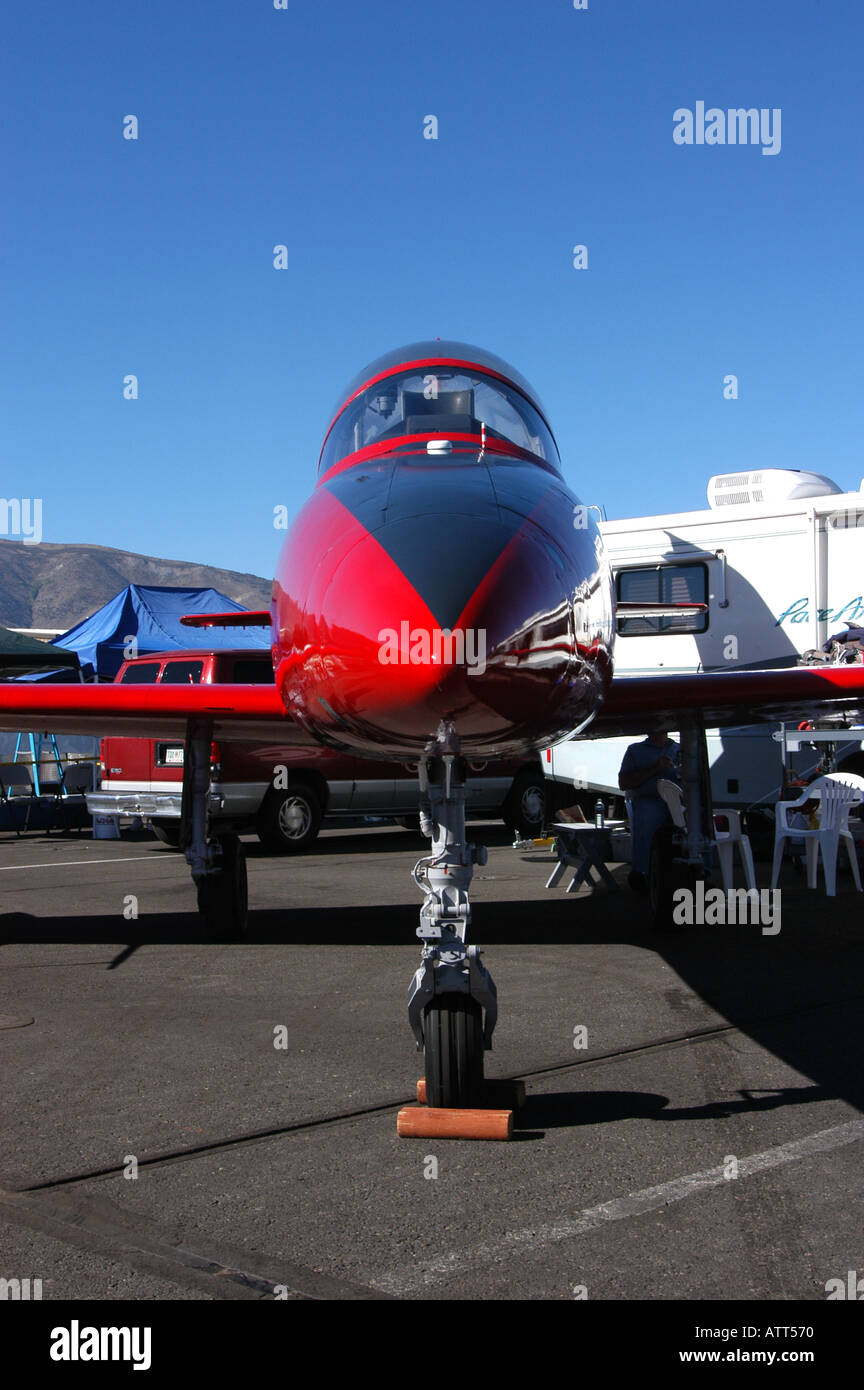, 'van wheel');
502,768,546,837
150,819,181,849
256,783,322,853
195,835,247,942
